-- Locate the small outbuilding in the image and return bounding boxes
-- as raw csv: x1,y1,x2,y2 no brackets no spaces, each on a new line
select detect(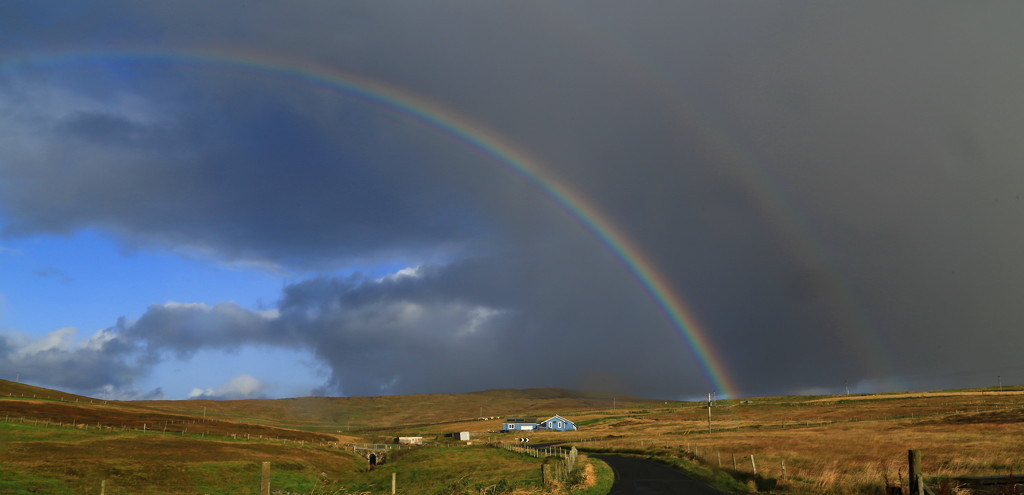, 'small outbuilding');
395,436,423,445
